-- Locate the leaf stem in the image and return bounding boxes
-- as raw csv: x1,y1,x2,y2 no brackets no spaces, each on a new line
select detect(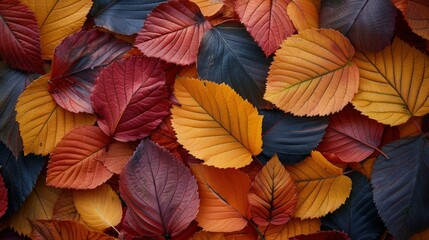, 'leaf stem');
247,218,265,240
